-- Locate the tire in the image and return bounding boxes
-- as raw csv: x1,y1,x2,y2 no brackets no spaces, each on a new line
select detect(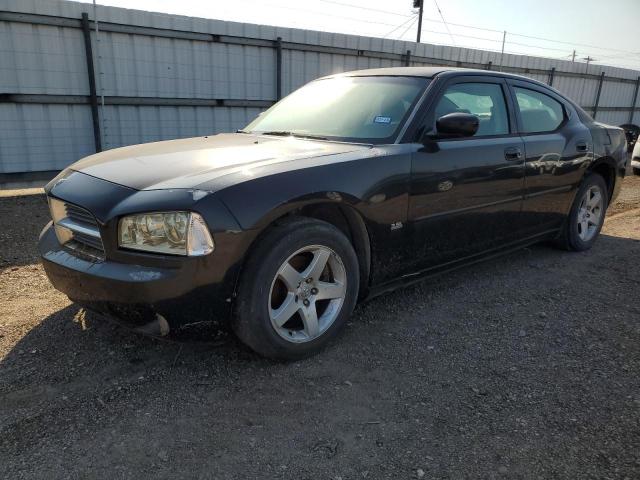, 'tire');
633,167,640,176
233,217,359,360
556,173,608,252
